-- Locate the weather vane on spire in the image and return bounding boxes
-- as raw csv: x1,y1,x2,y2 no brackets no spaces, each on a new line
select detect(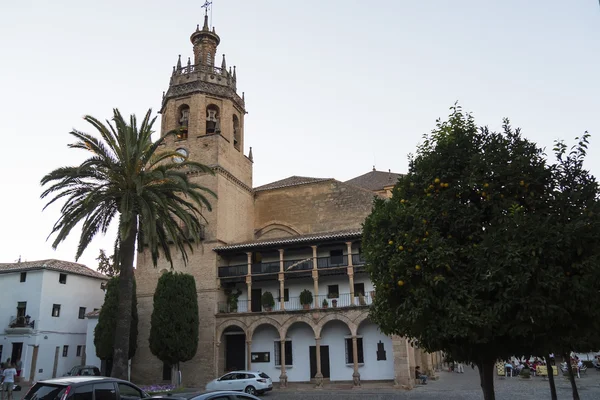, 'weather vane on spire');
201,0,213,28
